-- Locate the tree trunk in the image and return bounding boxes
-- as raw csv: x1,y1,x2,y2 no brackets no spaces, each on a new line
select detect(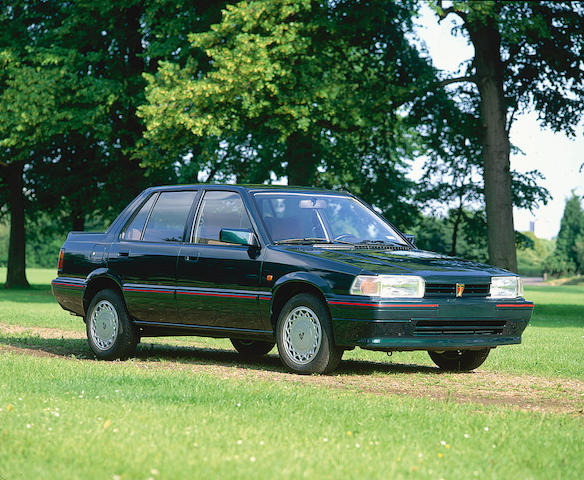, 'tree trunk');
286,133,317,186
449,203,464,257
4,161,30,289
468,19,518,272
